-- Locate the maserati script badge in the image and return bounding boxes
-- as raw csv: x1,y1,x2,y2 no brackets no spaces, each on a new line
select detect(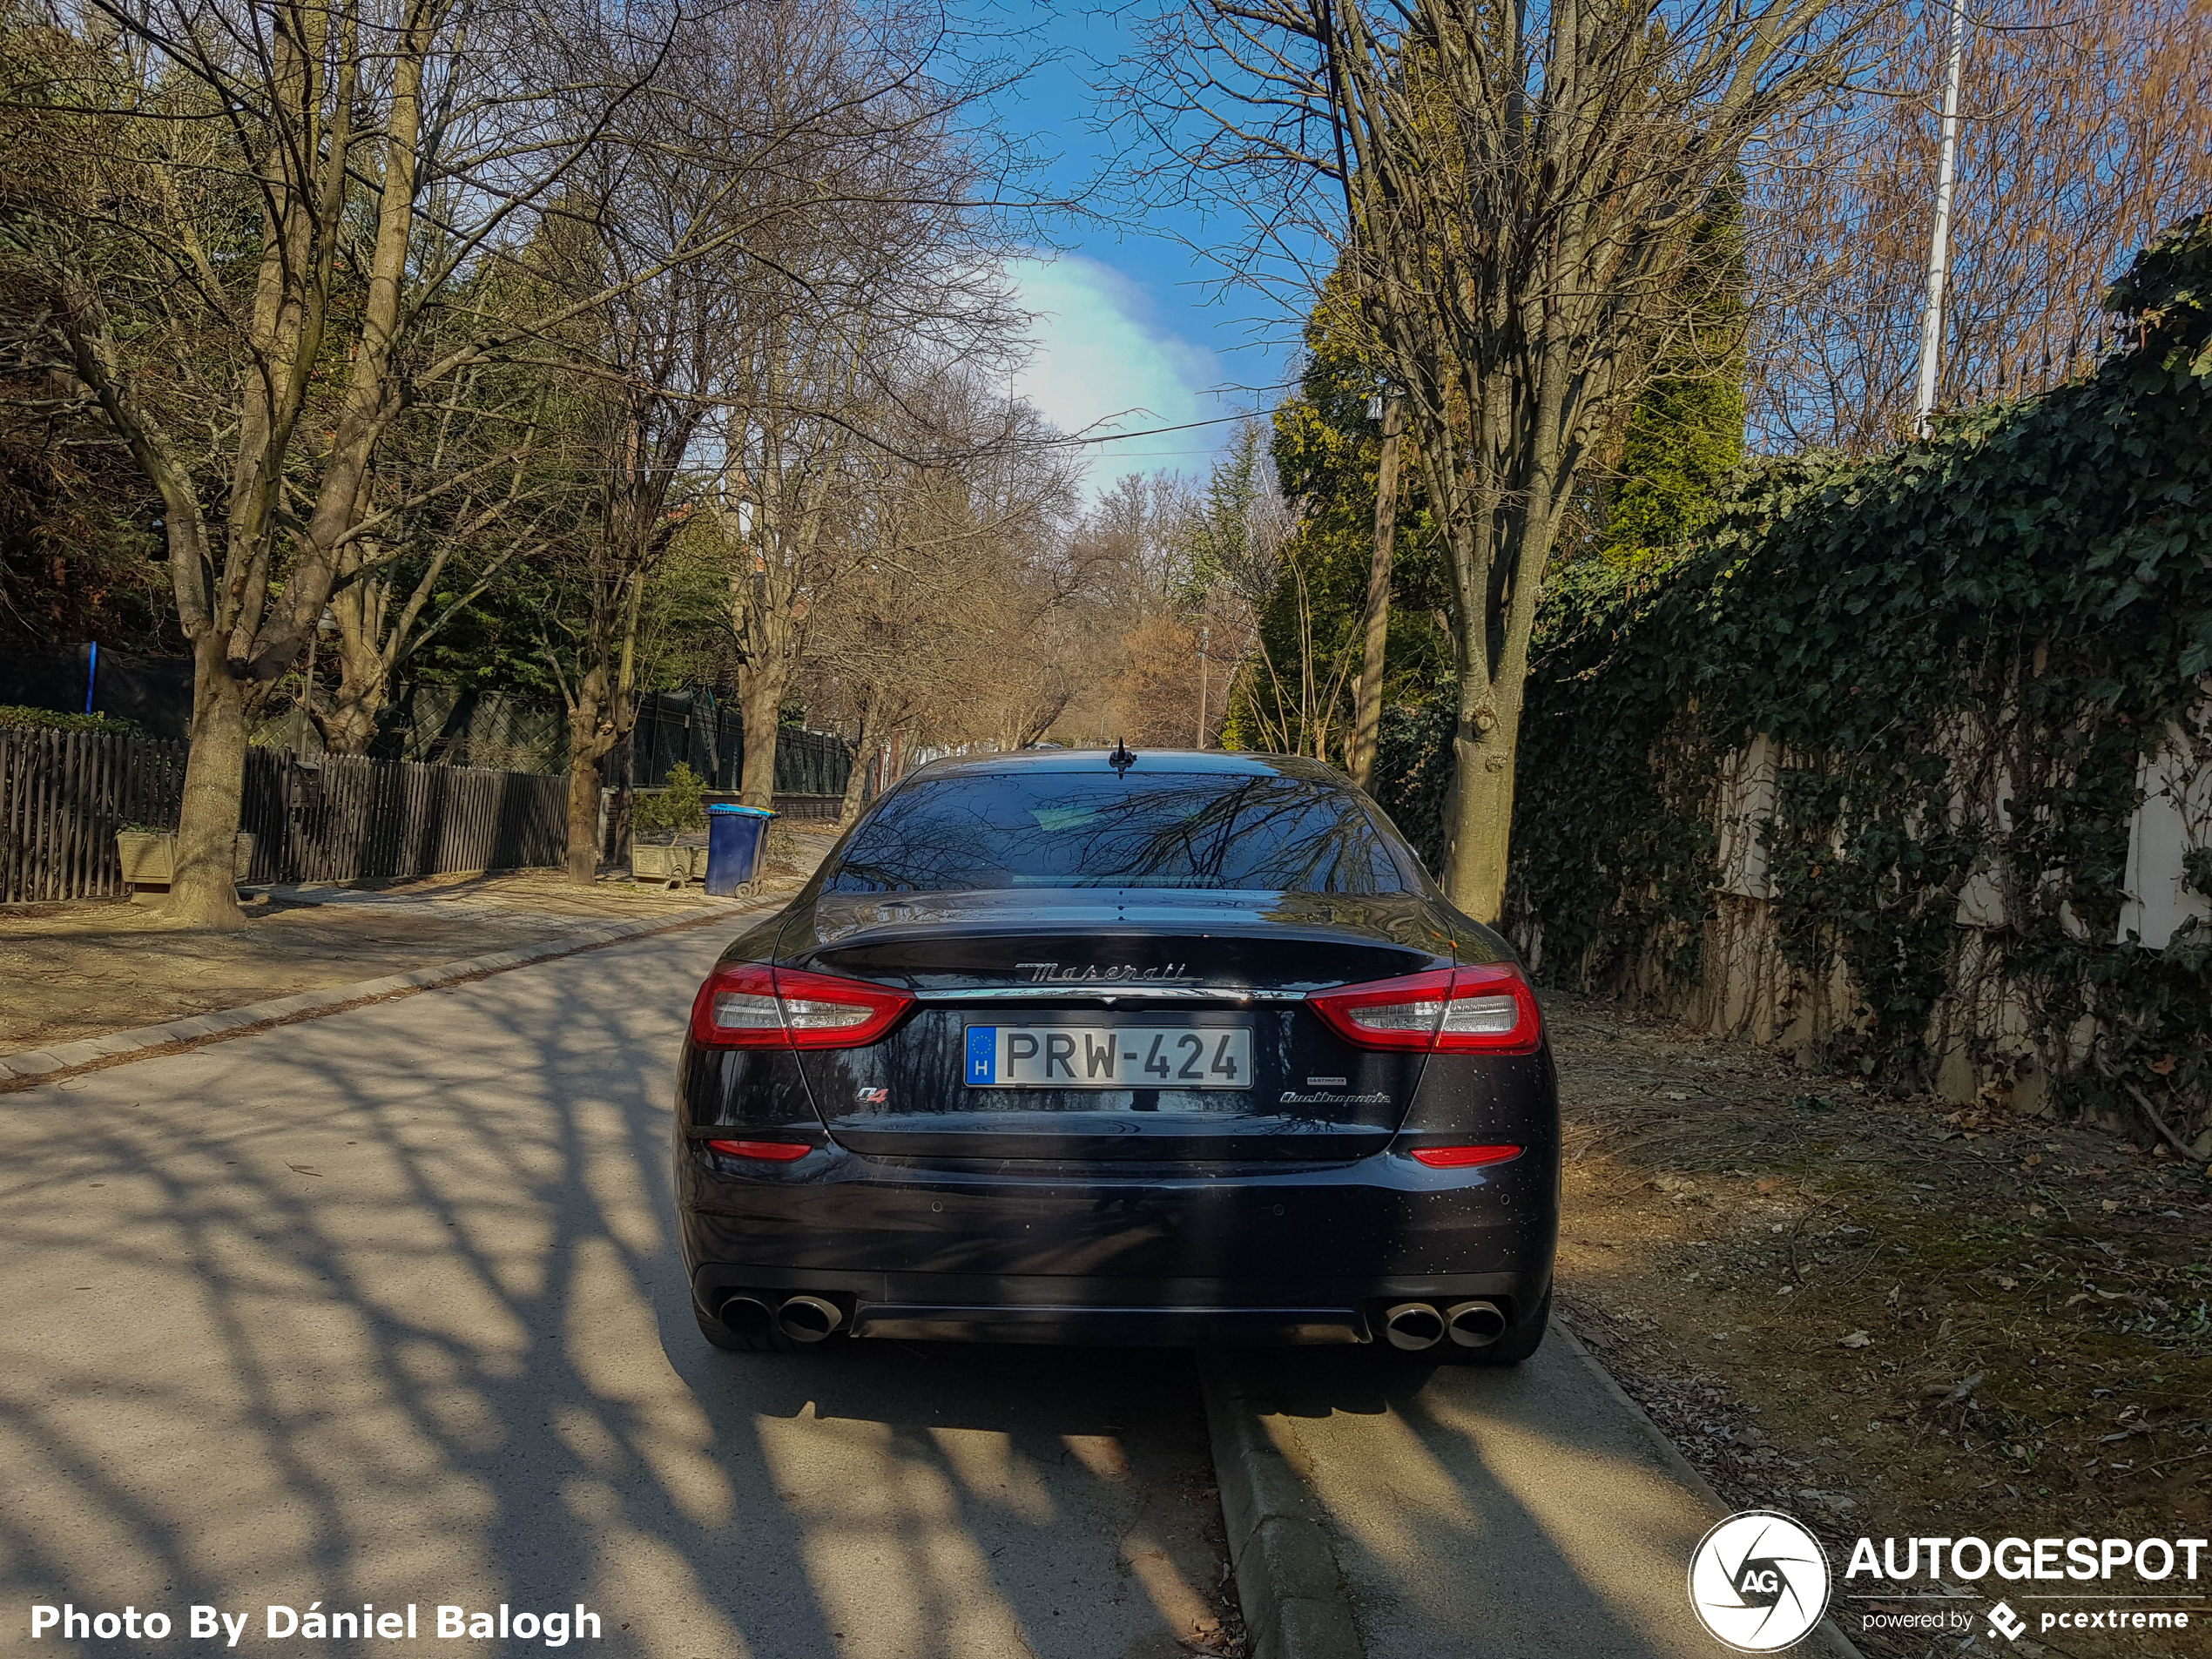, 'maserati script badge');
1015,961,1191,983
